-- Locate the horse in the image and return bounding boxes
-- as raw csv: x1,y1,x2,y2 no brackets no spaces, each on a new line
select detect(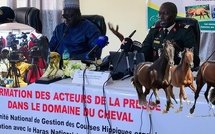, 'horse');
187,7,210,19
131,40,176,113
168,48,196,113
47,52,61,78
190,61,215,114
